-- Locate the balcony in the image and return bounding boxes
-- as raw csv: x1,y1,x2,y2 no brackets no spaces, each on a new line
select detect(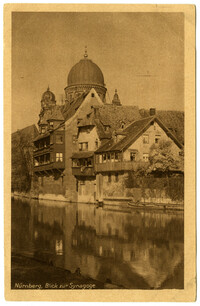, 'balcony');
95,161,148,173
72,166,95,177
34,161,65,173
33,145,53,157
